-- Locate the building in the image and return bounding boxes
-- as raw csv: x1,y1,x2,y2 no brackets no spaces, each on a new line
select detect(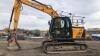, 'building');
86,28,100,40
0,30,7,36
87,28,100,34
